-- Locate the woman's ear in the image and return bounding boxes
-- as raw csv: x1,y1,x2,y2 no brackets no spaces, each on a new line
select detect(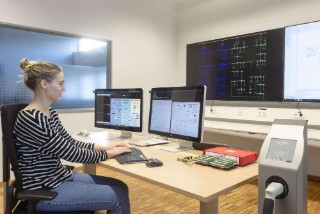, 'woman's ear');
40,79,48,89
